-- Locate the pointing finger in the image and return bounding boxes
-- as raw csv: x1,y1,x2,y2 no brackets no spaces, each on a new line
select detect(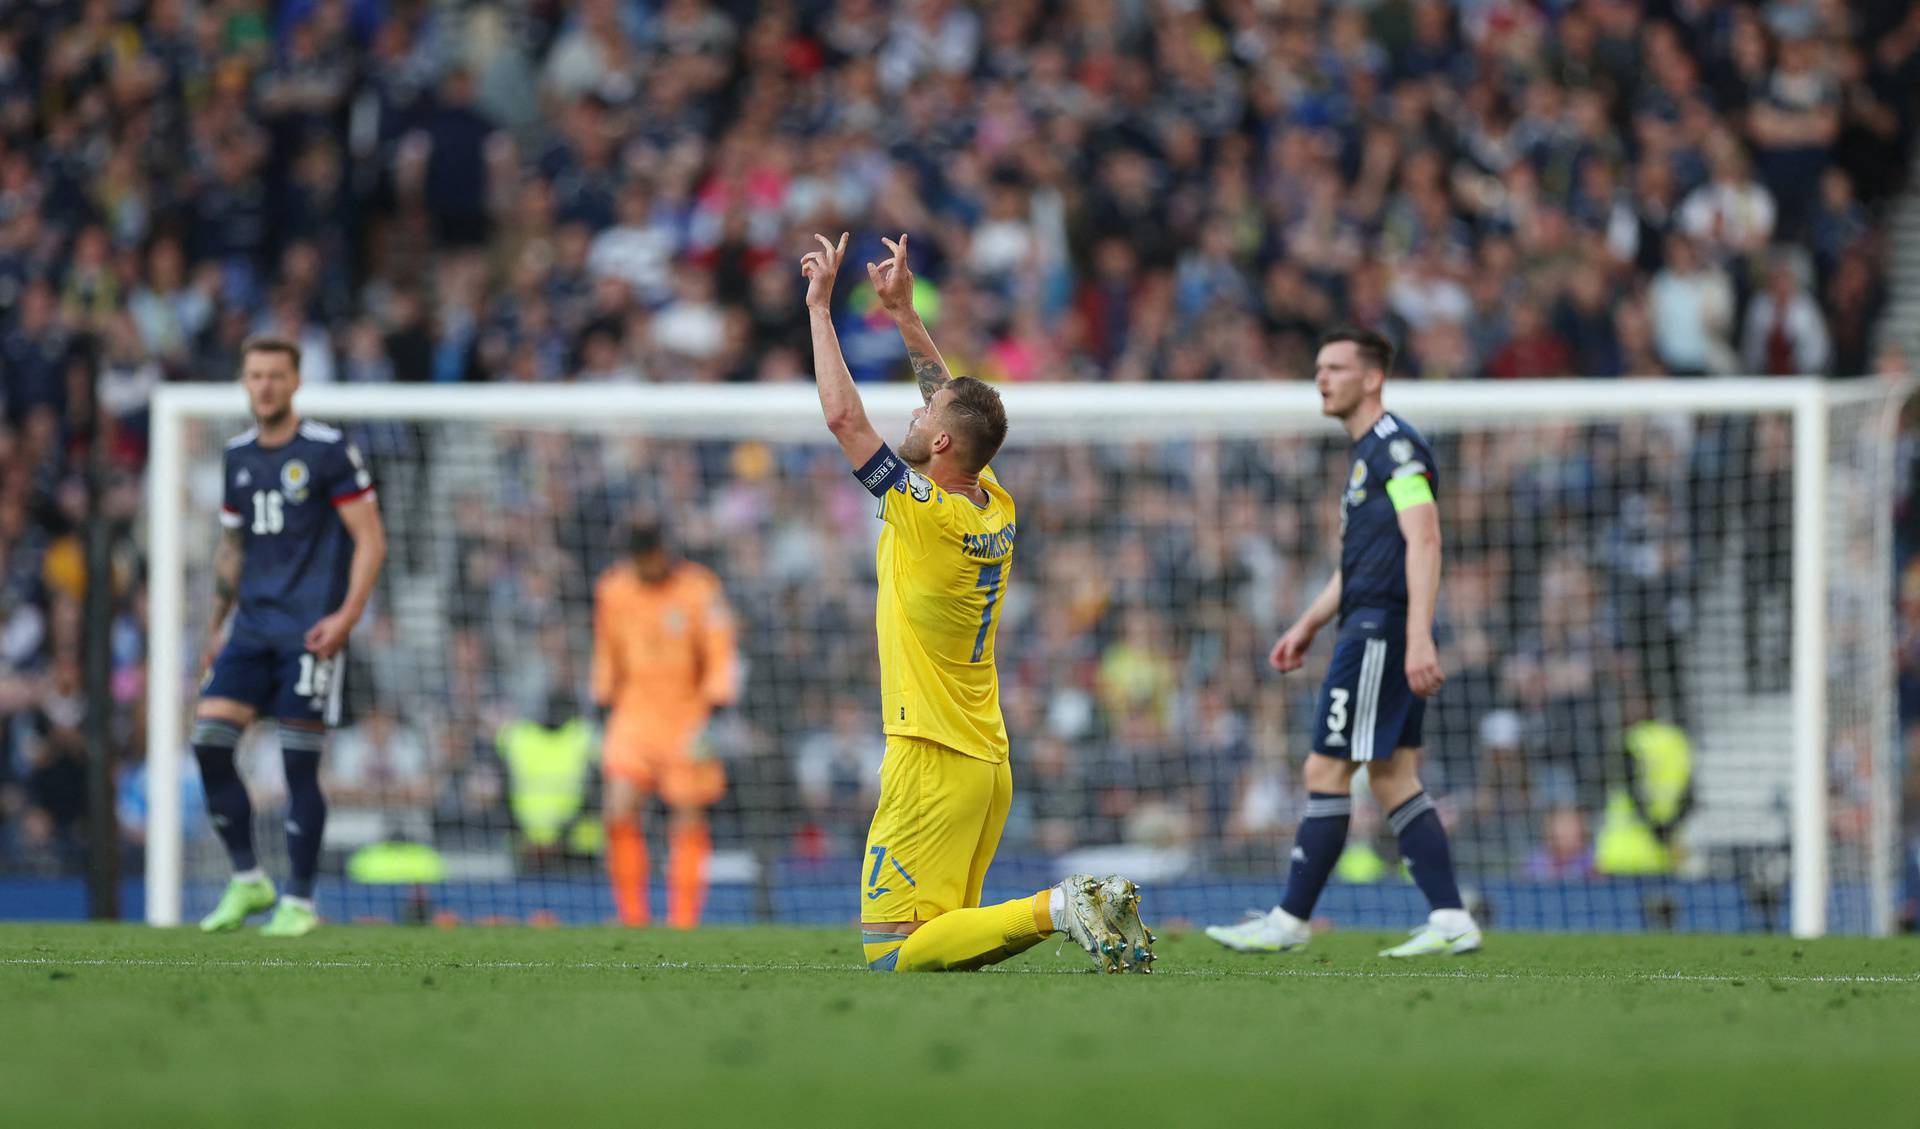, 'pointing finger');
896,233,909,263
836,231,849,256
813,233,836,257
